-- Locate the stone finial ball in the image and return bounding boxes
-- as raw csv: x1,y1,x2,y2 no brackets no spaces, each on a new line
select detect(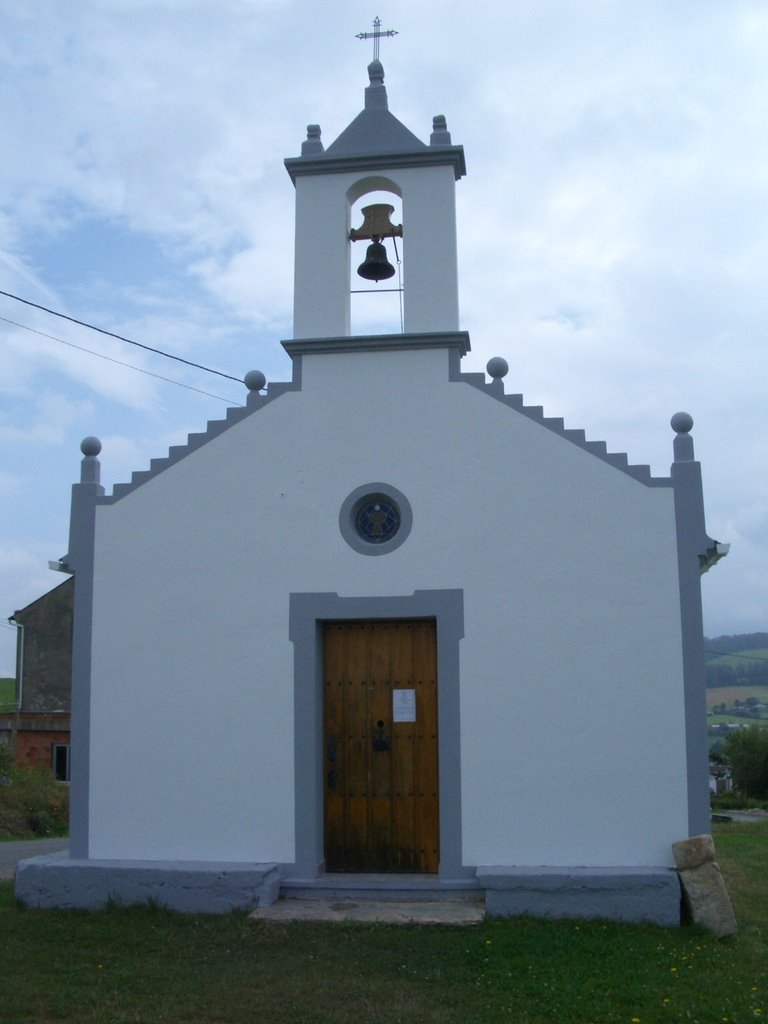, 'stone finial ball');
486,356,509,380
244,370,267,392
671,411,694,434
80,436,102,456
